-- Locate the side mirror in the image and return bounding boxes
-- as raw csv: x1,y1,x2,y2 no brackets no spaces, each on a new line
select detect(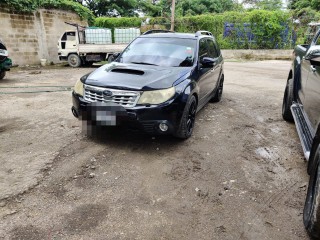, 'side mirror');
305,46,320,61
200,57,215,68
